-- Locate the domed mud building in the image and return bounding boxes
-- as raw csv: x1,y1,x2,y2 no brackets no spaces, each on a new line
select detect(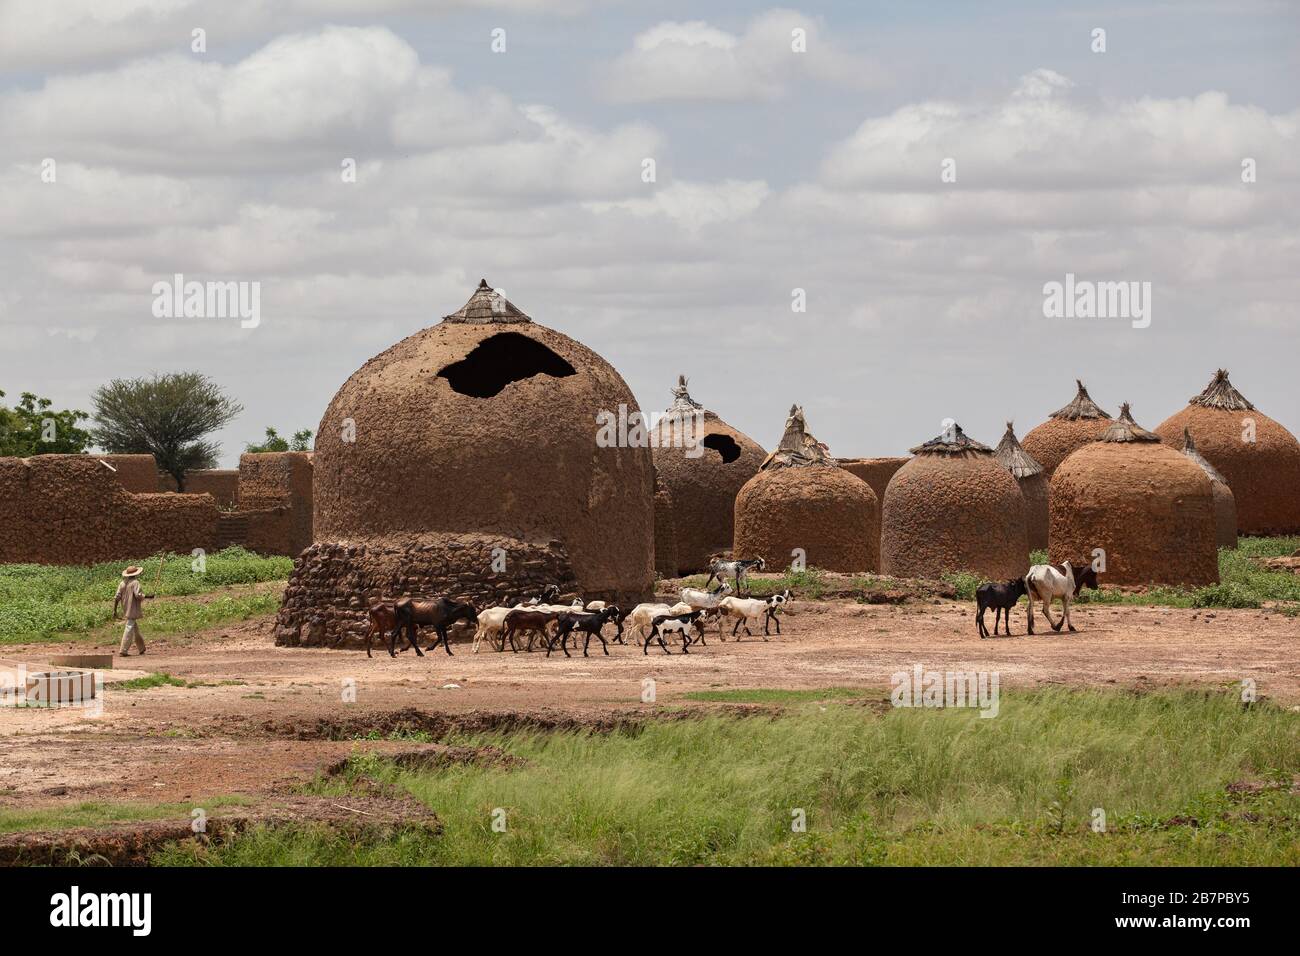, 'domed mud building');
275,280,655,647
652,471,679,579
652,376,765,574
1154,370,1300,535
1179,427,1238,550
1022,380,1113,479
733,405,879,572
995,422,1048,551
1050,404,1218,587
881,424,1028,580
